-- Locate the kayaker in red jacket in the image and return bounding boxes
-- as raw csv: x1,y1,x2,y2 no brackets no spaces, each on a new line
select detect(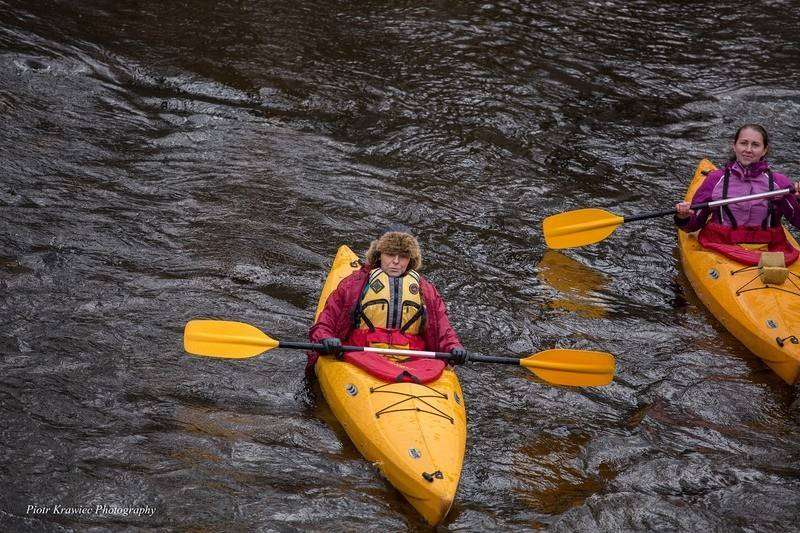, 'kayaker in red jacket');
308,230,466,375
675,124,800,265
